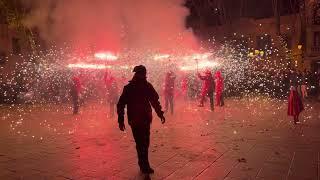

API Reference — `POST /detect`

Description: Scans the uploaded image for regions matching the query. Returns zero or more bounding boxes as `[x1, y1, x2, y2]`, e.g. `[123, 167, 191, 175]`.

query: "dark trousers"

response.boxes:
[165, 94, 174, 114]
[220, 93, 224, 106]
[131, 123, 151, 170]
[71, 92, 79, 114]
[200, 91, 214, 110]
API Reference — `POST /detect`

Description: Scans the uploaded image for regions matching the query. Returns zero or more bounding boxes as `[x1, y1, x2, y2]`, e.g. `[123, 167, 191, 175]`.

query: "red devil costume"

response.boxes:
[288, 86, 304, 124]
[104, 72, 119, 118]
[198, 70, 215, 111]
[215, 71, 224, 107]
[164, 71, 176, 114]
[70, 75, 82, 114]
[181, 76, 188, 99]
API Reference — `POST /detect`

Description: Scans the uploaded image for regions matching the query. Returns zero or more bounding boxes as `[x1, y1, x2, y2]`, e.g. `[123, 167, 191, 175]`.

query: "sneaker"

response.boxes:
[140, 167, 154, 174]
[146, 167, 154, 174]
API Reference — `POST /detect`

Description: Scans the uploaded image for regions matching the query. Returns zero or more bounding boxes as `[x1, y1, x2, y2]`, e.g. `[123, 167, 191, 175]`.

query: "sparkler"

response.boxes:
[180, 60, 218, 71]
[153, 54, 170, 61]
[94, 52, 118, 61]
[67, 63, 111, 69]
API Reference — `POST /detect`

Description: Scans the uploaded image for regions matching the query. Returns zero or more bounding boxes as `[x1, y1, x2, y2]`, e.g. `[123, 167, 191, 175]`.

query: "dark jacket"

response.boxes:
[117, 76, 163, 126]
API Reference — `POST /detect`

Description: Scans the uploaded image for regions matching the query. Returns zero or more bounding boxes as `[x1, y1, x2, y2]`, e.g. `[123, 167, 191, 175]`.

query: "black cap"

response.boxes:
[133, 65, 147, 75]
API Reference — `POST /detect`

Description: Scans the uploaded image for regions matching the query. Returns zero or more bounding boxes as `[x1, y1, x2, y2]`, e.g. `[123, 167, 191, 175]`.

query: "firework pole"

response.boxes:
[195, 58, 199, 73]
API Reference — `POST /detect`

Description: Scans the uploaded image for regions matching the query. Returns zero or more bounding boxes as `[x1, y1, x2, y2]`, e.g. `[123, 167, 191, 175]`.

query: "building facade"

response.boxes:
[0, 19, 29, 80]
[199, 13, 306, 71]
[306, 0, 320, 73]
[193, 0, 320, 73]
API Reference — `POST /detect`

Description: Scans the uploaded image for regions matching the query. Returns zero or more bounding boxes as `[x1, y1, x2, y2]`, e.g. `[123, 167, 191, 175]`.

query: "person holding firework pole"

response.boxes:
[70, 73, 82, 114]
[117, 65, 165, 174]
[215, 70, 224, 107]
[198, 69, 215, 111]
[104, 71, 119, 118]
[164, 71, 176, 115]
[288, 85, 304, 124]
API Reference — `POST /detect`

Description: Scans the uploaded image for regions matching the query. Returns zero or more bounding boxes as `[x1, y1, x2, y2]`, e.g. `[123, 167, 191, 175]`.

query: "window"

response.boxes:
[314, 31, 320, 47]
[0, 52, 6, 65]
[12, 38, 21, 55]
[256, 35, 271, 50]
[314, 5, 320, 25]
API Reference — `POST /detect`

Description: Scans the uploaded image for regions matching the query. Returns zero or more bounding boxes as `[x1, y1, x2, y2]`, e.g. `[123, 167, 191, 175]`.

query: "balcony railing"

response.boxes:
[311, 46, 320, 54]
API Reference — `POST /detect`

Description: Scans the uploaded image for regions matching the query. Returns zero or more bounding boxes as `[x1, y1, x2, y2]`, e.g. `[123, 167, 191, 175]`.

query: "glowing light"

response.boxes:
[120, 65, 130, 69]
[94, 52, 118, 61]
[154, 54, 170, 60]
[67, 63, 111, 69]
[183, 53, 213, 61]
[180, 61, 218, 71]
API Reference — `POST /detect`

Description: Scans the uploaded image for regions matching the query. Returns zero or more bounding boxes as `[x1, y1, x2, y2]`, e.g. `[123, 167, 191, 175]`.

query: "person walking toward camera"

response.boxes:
[117, 65, 165, 174]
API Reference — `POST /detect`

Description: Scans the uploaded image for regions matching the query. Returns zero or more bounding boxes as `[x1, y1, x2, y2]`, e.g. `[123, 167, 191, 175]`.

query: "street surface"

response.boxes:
[0, 98, 320, 180]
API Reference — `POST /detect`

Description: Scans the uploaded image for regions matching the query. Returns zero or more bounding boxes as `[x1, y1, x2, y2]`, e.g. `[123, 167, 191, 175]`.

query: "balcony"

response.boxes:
[309, 46, 320, 56]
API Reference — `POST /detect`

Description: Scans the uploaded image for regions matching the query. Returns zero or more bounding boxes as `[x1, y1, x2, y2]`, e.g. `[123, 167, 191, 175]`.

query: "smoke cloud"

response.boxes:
[22, 0, 198, 53]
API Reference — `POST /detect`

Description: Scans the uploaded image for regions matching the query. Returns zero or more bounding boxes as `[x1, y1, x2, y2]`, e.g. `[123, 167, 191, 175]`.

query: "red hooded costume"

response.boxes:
[287, 86, 304, 116]
[198, 70, 214, 96]
[104, 72, 119, 104]
[215, 71, 224, 106]
[72, 76, 82, 94]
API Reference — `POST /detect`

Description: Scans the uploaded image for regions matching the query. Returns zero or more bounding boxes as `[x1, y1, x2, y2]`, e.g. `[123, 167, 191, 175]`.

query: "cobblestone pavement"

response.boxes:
[0, 98, 320, 180]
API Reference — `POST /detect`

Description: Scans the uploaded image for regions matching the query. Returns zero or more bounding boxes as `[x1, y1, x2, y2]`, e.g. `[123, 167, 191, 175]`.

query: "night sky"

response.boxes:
[186, 0, 300, 28]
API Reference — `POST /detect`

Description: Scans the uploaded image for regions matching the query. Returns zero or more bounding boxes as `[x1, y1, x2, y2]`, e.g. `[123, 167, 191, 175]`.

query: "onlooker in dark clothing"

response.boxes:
[117, 65, 165, 174]
[164, 71, 176, 115]
[198, 70, 215, 111]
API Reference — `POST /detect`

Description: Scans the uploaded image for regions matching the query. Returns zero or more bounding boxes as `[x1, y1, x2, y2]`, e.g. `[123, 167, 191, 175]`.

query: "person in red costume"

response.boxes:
[180, 75, 188, 100]
[70, 74, 82, 114]
[214, 71, 224, 107]
[198, 70, 215, 111]
[104, 71, 119, 118]
[163, 71, 176, 115]
[288, 86, 304, 124]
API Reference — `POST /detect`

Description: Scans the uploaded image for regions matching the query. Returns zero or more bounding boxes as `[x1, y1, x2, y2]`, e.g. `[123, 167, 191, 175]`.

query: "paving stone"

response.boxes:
[0, 99, 318, 179]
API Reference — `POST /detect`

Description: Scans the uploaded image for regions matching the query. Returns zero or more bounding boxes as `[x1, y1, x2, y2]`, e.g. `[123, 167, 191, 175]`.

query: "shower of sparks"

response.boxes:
[0, 34, 317, 141]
